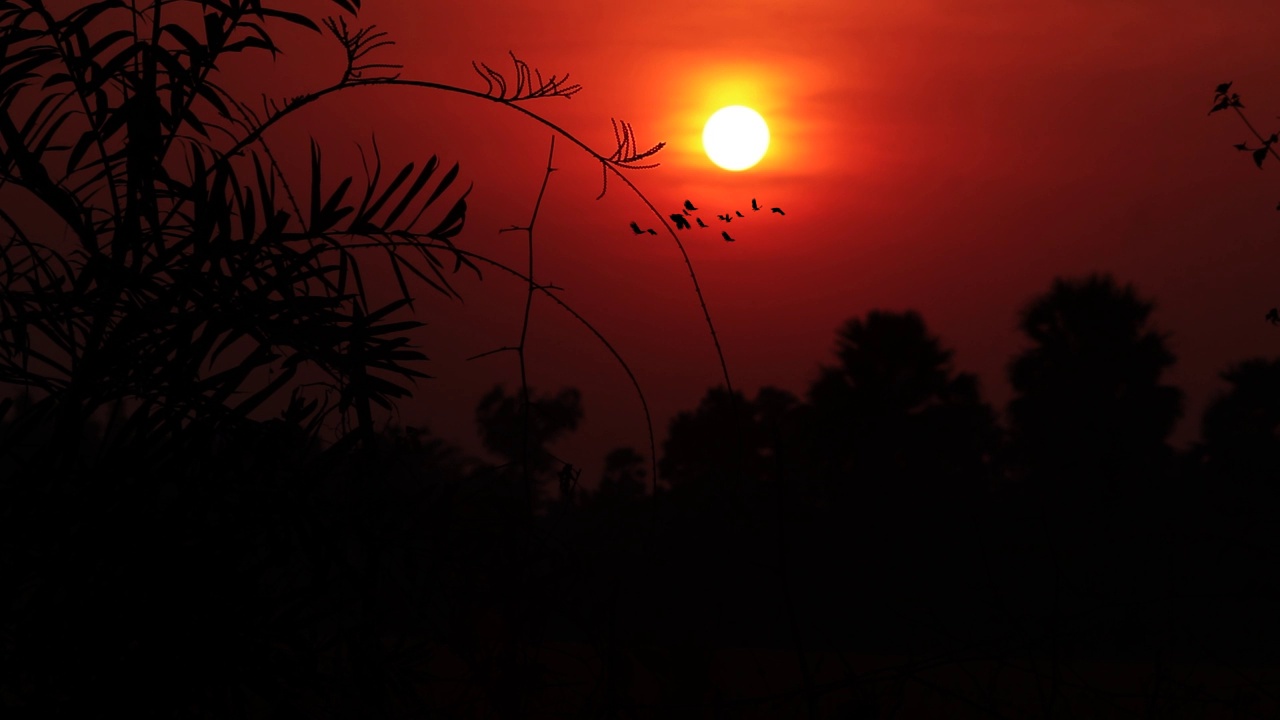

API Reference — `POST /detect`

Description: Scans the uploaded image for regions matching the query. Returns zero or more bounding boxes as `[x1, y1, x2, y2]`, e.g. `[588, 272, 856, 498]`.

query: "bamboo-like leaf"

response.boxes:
[382, 155, 437, 228]
[152, 44, 195, 95]
[211, 164, 233, 243]
[308, 139, 323, 230]
[361, 297, 413, 325]
[336, 247, 351, 297]
[209, 324, 251, 367]
[252, 152, 277, 222]
[223, 35, 281, 55]
[23, 95, 75, 159]
[351, 136, 384, 226]
[425, 192, 468, 241]
[382, 248, 452, 299]
[194, 80, 230, 117]
[162, 23, 203, 58]
[354, 161, 414, 229]
[421, 161, 459, 212]
[366, 317, 424, 337]
[202, 12, 225, 52]
[174, 98, 208, 137]
[85, 29, 134, 64]
[16, 88, 67, 141]
[257, 8, 322, 33]
[41, 72, 73, 90]
[0, 52, 56, 93]
[387, 250, 412, 305]
[84, 41, 143, 95]
[239, 187, 257, 243]
[317, 176, 354, 232]
[90, 92, 131, 145]
[232, 363, 299, 418]
[64, 0, 128, 34]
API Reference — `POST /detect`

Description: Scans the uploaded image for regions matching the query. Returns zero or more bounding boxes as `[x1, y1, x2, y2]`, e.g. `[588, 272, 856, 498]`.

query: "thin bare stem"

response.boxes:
[515, 136, 557, 516]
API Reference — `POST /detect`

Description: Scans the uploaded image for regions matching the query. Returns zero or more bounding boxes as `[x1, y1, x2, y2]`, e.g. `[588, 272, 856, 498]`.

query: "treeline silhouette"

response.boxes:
[6, 273, 1280, 717]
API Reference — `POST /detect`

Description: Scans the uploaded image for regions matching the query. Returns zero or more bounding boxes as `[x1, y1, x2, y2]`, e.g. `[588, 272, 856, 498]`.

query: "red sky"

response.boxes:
[235, 0, 1280, 477]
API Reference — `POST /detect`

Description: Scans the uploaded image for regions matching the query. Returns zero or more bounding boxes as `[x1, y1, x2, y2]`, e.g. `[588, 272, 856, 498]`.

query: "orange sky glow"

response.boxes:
[228, 0, 1280, 476]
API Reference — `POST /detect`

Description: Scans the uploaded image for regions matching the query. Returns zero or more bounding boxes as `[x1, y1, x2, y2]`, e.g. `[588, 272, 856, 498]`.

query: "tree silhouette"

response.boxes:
[659, 385, 799, 490]
[1006, 275, 1182, 494]
[802, 309, 999, 506]
[476, 383, 582, 473]
[1199, 357, 1280, 485]
[596, 445, 648, 504]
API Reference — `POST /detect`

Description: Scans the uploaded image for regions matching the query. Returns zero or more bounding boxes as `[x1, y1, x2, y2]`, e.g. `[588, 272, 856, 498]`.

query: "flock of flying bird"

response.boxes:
[631, 203, 1280, 326]
[629, 198, 785, 242]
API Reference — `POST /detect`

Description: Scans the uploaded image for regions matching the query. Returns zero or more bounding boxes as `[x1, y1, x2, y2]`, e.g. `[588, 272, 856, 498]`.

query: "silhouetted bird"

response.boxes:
[735, 210, 744, 218]
[718, 213, 732, 223]
[751, 198, 761, 211]
[771, 207, 785, 216]
[646, 228, 657, 235]
[696, 217, 708, 228]
[1268, 307, 1279, 325]
[684, 199, 698, 212]
[629, 221, 645, 235]
[722, 230, 735, 242]
[669, 213, 691, 230]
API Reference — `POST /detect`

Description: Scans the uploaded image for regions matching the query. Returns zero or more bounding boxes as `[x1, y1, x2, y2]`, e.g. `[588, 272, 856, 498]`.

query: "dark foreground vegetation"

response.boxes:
[6, 276, 1280, 718]
[4, 1, 1280, 717]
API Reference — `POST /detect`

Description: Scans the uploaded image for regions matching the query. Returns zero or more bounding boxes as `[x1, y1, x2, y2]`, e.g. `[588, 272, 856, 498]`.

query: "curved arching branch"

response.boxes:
[212, 72, 734, 398]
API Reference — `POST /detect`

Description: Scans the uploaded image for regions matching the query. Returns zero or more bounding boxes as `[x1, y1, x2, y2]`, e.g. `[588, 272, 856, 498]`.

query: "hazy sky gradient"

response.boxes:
[234, 0, 1280, 474]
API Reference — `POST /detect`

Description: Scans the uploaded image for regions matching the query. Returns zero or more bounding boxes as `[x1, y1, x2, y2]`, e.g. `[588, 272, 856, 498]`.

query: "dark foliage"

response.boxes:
[595, 445, 647, 504]
[659, 385, 798, 489]
[1199, 357, 1280, 484]
[1006, 274, 1183, 493]
[802, 309, 1000, 505]
[476, 383, 582, 471]
[0, 0, 475, 479]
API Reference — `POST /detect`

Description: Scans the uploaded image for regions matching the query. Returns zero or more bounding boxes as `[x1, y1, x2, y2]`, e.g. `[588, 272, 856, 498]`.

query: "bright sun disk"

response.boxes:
[703, 106, 769, 171]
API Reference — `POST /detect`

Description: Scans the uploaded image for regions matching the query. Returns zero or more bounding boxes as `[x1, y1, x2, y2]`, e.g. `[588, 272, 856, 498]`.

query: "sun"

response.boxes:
[702, 106, 770, 171]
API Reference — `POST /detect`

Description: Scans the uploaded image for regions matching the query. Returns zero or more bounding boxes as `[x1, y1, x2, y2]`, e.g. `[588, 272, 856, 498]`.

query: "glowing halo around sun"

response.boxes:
[702, 105, 770, 171]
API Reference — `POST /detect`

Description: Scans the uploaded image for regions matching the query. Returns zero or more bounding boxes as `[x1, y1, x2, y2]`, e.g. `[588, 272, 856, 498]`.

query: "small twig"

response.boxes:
[465, 346, 519, 362]
[471, 51, 582, 102]
[324, 16, 402, 85]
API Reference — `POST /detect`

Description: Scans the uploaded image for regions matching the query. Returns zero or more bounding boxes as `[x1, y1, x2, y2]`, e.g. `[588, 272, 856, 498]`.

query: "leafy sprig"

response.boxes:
[1211, 81, 1280, 183]
[471, 51, 582, 102]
